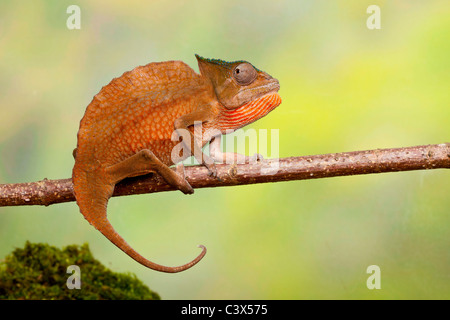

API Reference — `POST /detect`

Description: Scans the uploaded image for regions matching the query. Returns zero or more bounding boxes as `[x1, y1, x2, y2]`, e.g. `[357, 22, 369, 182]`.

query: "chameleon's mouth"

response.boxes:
[267, 78, 280, 93]
[219, 77, 280, 110]
[241, 78, 280, 98]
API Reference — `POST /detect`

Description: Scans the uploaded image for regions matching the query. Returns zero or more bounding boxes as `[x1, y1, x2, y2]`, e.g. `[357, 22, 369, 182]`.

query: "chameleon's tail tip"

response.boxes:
[196, 244, 207, 258]
[177, 244, 206, 273]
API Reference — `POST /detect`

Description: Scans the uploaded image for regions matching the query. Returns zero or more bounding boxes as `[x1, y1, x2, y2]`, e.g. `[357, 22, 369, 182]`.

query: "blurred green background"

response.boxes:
[0, 0, 449, 299]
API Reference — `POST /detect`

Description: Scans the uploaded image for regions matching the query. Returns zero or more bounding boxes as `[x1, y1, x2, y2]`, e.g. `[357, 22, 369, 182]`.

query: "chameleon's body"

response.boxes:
[72, 55, 281, 273]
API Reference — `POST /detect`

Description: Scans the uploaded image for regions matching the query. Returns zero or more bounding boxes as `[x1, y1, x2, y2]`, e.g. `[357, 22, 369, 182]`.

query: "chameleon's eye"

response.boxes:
[233, 63, 257, 86]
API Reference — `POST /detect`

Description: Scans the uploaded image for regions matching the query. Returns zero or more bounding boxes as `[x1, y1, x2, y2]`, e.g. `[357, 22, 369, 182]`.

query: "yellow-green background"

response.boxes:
[0, 0, 448, 299]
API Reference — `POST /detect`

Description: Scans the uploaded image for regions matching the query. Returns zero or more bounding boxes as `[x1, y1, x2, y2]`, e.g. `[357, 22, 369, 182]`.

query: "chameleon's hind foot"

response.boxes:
[106, 149, 194, 194]
[175, 163, 194, 194]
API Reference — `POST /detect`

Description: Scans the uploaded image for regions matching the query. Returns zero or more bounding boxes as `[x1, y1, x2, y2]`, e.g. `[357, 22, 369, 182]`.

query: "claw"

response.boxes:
[205, 161, 217, 176]
[180, 183, 194, 195]
[205, 162, 224, 182]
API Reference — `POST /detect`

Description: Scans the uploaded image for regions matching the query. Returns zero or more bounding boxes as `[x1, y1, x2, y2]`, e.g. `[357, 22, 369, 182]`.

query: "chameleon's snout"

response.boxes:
[262, 72, 280, 92]
[267, 77, 280, 93]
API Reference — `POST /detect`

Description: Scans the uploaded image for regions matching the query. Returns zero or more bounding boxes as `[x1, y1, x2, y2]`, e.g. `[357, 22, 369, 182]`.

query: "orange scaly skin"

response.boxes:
[72, 55, 281, 273]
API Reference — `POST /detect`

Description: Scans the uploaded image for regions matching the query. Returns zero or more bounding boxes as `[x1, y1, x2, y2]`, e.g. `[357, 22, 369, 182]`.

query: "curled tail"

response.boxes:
[72, 168, 206, 273]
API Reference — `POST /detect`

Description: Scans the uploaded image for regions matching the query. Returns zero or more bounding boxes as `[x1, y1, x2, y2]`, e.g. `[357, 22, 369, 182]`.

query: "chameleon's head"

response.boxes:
[196, 54, 280, 110]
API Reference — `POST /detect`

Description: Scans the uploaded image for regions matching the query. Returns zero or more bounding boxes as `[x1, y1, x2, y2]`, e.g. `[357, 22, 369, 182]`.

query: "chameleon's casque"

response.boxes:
[72, 55, 281, 273]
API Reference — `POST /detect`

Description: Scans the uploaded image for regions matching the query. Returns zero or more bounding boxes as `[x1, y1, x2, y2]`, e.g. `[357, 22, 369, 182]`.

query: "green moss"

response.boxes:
[0, 241, 160, 300]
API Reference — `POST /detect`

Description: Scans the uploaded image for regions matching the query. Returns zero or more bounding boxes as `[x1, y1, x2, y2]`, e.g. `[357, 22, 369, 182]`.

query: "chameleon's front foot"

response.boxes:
[206, 162, 218, 178]
[204, 161, 226, 183]
[201, 154, 219, 179]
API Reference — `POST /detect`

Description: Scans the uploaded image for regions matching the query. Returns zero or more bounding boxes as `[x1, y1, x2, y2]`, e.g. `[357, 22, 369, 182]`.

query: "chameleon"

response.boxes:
[72, 54, 282, 273]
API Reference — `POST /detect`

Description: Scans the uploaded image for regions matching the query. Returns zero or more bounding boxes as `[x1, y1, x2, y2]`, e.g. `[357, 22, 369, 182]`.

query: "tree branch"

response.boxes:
[1, 143, 449, 207]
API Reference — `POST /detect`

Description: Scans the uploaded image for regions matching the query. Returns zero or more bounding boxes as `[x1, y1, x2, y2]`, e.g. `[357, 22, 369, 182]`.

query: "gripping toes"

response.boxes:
[175, 164, 194, 194]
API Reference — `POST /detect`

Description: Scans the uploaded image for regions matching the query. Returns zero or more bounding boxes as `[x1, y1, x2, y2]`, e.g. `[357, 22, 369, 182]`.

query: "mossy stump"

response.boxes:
[0, 241, 160, 300]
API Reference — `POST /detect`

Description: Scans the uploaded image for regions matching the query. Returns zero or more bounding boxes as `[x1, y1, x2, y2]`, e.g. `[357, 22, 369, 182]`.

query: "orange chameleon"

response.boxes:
[72, 54, 281, 273]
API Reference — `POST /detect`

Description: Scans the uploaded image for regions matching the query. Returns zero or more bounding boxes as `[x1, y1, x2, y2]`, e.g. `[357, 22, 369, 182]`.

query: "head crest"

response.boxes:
[195, 54, 261, 72]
